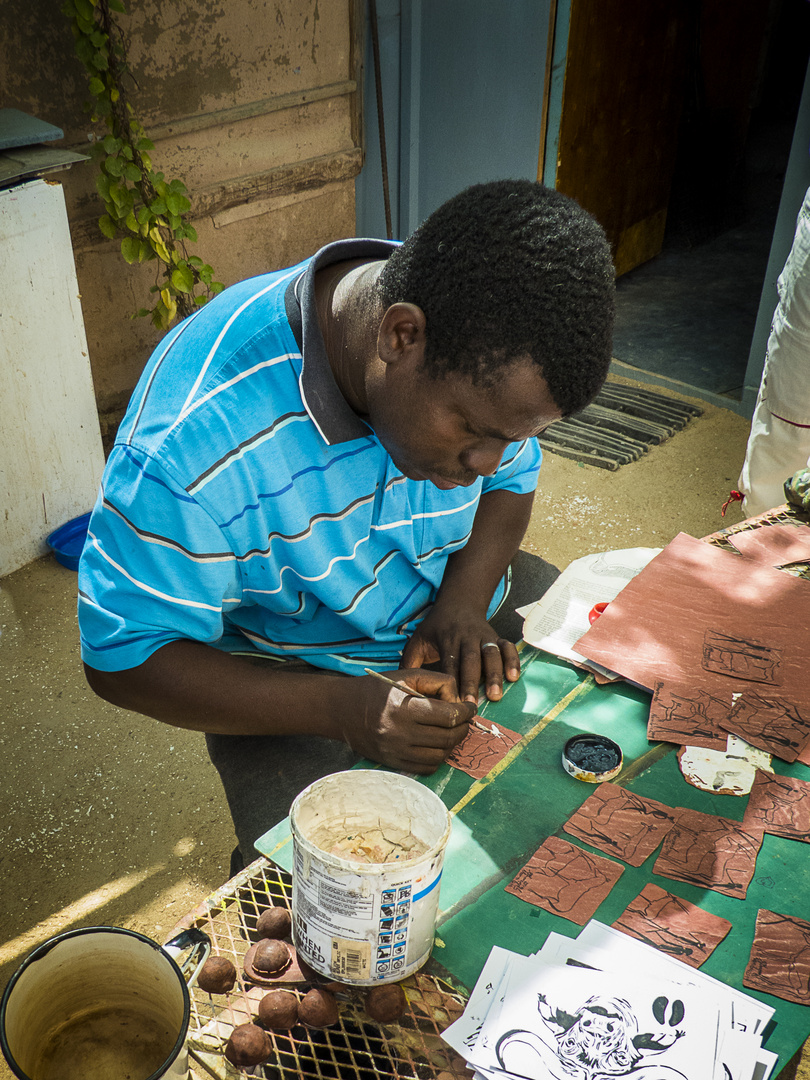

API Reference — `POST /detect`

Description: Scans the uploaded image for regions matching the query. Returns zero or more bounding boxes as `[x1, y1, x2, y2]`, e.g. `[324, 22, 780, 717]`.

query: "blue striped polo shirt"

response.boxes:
[78, 239, 543, 675]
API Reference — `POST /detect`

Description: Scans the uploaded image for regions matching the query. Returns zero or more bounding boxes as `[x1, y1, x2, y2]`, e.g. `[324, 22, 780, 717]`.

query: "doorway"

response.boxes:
[548, 0, 810, 407]
[355, 0, 810, 412]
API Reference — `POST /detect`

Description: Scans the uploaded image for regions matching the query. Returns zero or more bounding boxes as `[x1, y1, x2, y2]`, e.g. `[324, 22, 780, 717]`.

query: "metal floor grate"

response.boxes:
[539, 381, 703, 470]
[167, 859, 471, 1079]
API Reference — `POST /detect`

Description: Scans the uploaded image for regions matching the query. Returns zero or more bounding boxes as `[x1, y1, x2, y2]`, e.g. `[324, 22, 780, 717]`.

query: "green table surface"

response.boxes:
[256, 647, 810, 1073]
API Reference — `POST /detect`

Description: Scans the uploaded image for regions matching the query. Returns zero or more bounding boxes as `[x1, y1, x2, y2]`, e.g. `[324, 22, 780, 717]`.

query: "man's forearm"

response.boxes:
[435, 488, 534, 614]
[84, 639, 347, 738]
[84, 638, 476, 775]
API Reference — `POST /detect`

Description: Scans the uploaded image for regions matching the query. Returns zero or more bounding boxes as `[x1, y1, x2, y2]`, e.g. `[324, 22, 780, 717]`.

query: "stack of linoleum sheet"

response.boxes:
[574, 525, 810, 763]
[442, 921, 777, 1080]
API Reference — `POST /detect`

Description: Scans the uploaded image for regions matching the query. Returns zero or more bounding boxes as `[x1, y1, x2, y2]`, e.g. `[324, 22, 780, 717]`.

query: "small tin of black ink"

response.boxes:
[562, 734, 623, 783]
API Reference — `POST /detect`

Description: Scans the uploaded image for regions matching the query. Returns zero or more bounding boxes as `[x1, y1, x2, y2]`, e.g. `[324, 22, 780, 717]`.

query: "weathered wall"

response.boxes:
[3, 0, 363, 440]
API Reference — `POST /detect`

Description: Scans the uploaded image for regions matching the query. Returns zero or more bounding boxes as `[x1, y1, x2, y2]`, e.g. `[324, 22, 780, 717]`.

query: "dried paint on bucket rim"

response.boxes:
[289, 771, 451, 986]
[562, 734, 623, 783]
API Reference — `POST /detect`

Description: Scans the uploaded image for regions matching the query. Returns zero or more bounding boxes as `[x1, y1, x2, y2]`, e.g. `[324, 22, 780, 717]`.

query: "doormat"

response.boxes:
[538, 381, 703, 471]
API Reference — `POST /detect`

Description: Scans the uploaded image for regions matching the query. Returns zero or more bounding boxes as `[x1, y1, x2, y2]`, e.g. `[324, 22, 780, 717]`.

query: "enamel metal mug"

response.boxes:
[0, 925, 210, 1080]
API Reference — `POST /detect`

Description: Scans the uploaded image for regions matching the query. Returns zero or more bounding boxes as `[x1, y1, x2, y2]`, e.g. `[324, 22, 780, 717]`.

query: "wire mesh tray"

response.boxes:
[167, 858, 472, 1080]
[705, 502, 810, 577]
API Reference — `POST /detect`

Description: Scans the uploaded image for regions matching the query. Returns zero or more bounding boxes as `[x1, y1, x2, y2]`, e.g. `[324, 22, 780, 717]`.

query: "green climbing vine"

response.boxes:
[63, 0, 223, 329]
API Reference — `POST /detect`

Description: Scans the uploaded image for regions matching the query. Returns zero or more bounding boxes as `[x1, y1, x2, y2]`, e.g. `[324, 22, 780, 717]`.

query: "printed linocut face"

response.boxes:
[742, 769, 810, 840]
[446, 722, 522, 780]
[505, 835, 624, 925]
[562, 782, 676, 866]
[652, 807, 763, 899]
[479, 956, 719, 1080]
[613, 882, 732, 968]
[647, 682, 729, 750]
[719, 692, 810, 763]
[744, 909, 810, 1005]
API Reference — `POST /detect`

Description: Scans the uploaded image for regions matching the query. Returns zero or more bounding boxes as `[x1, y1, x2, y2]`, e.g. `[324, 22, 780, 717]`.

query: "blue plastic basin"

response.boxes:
[46, 512, 91, 571]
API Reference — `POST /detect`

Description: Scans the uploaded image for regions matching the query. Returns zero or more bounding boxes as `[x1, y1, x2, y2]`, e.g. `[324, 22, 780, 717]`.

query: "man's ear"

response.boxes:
[377, 302, 427, 365]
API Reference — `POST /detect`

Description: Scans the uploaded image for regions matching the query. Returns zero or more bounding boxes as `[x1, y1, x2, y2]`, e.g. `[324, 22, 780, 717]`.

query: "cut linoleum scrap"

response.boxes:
[744, 910, 810, 1006]
[722, 691, 809, 763]
[648, 683, 730, 749]
[742, 770, 810, 841]
[573, 531, 810, 696]
[612, 882, 732, 968]
[652, 807, 763, 899]
[504, 835, 624, 925]
[727, 521, 810, 569]
[561, 782, 676, 866]
[538, 381, 702, 470]
[445, 721, 522, 780]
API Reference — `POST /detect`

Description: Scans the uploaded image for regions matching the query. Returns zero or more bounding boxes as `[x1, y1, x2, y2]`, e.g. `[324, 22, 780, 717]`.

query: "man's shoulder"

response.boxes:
[117, 268, 307, 462]
[174, 264, 303, 360]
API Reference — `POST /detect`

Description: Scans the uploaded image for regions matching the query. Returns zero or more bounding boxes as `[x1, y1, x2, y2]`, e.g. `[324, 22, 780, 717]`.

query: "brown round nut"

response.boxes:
[224, 1023, 272, 1066]
[298, 987, 338, 1027]
[253, 938, 290, 975]
[365, 983, 406, 1023]
[256, 906, 292, 940]
[197, 956, 237, 994]
[258, 989, 299, 1029]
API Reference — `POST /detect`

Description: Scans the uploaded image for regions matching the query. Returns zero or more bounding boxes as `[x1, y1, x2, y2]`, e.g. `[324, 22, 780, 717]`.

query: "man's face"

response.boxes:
[365, 347, 563, 488]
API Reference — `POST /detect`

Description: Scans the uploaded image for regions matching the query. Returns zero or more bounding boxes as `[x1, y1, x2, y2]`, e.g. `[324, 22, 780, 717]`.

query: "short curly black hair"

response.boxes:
[377, 179, 615, 417]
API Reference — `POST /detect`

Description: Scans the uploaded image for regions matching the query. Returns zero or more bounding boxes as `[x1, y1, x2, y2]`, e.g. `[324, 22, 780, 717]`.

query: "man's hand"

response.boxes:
[400, 603, 520, 704]
[400, 488, 532, 704]
[334, 668, 475, 773]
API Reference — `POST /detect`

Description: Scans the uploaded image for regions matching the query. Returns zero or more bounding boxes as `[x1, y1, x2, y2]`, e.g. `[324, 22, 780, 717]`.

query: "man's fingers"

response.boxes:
[400, 637, 440, 671]
[393, 728, 470, 772]
[478, 638, 509, 701]
[457, 640, 484, 703]
[500, 640, 521, 682]
[476, 637, 521, 701]
[396, 668, 465, 706]
[406, 694, 476, 734]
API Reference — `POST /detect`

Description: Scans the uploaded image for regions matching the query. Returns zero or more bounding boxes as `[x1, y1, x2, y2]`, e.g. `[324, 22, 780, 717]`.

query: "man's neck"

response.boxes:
[314, 259, 384, 417]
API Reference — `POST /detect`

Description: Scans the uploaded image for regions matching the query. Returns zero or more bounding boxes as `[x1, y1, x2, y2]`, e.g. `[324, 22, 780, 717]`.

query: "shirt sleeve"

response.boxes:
[78, 443, 243, 671]
[481, 437, 543, 496]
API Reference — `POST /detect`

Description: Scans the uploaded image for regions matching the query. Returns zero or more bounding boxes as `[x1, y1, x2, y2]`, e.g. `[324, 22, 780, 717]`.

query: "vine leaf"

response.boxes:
[63, 0, 223, 329]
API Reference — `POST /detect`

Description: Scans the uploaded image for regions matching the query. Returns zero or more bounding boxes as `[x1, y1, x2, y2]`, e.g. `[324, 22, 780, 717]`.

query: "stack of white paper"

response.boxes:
[519, 548, 660, 677]
[442, 921, 776, 1080]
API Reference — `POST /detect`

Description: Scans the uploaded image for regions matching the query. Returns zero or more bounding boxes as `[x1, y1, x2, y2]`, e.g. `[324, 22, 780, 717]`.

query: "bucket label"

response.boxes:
[293, 846, 430, 979]
[375, 883, 412, 974]
[331, 937, 371, 980]
[319, 879, 374, 920]
[295, 856, 376, 923]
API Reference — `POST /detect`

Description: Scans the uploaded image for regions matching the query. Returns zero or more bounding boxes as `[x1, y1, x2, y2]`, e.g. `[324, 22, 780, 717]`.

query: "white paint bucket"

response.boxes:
[290, 770, 451, 985]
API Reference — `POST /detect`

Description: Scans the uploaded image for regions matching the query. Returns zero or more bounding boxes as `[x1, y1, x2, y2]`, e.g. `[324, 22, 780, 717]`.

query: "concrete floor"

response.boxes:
[612, 106, 791, 404]
[612, 221, 772, 399]
[1, 373, 808, 1078]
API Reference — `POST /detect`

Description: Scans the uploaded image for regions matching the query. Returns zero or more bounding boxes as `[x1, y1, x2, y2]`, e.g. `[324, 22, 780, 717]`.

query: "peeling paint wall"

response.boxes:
[2, 0, 363, 439]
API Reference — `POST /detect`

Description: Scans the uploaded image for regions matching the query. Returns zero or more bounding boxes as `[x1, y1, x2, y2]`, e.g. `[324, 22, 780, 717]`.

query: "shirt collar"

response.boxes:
[285, 237, 399, 445]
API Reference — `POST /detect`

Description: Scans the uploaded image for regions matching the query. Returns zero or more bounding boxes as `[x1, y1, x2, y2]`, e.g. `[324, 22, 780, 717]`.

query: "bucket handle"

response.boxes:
[162, 928, 211, 988]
